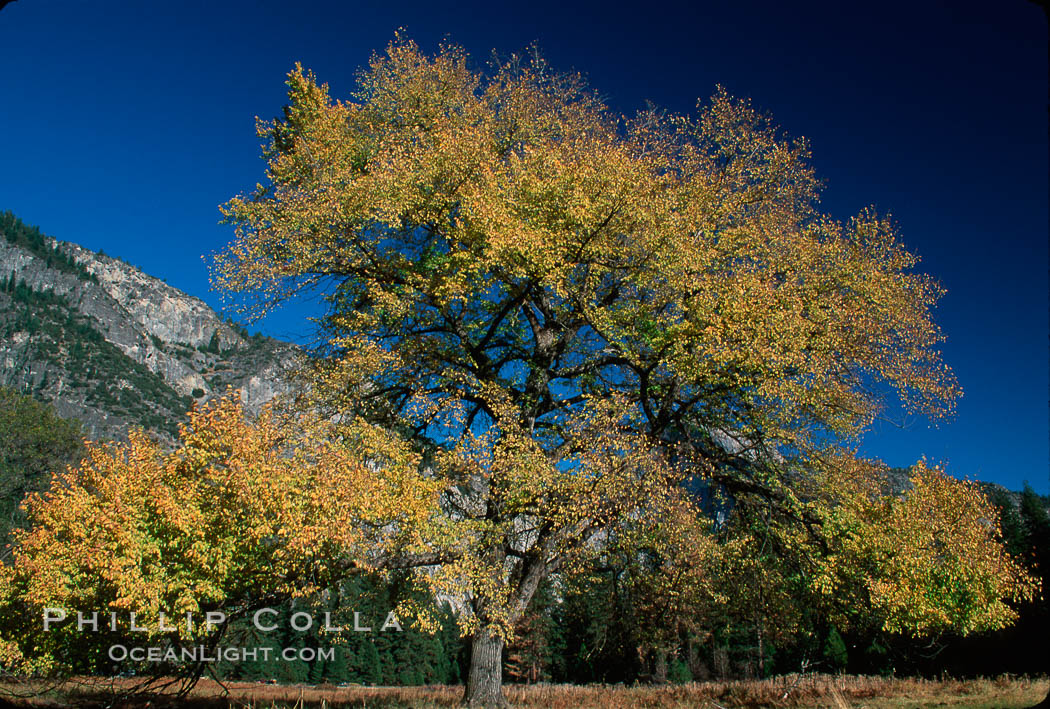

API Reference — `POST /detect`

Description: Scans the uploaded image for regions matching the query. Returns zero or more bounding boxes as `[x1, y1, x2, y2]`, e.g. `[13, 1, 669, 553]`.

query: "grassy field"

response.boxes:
[3, 675, 1047, 708]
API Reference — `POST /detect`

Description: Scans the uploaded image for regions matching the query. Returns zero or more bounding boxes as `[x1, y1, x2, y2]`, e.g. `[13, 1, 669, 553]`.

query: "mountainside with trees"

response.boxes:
[0, 211, 296, 442]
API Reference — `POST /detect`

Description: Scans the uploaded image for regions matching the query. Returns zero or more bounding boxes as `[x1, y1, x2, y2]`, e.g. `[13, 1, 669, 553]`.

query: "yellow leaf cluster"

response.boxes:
[807, 456, 1039, 636]
[0, 393, 441, 672]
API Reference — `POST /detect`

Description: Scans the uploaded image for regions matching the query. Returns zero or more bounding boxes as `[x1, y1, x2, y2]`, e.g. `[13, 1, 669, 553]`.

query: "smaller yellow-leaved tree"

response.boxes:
[0, 394, 442, 684]
[807, 457, 1039, 637]
[557, 456, 1039, 682]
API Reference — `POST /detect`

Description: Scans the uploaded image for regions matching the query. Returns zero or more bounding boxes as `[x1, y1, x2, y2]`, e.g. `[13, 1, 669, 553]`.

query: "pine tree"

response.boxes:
[355, 641, 382, 685]
[822, 627, 848, 672]
[325, 643, 350, 684]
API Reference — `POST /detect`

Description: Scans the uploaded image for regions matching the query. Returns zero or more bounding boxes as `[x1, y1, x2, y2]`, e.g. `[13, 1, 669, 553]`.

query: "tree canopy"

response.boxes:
[209, 37, 1034, 706]
[0, 387, 85, 550]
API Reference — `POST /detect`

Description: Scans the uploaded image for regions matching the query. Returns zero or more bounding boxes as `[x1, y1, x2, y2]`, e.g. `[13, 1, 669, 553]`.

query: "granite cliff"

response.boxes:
[0, 211, 297, 442]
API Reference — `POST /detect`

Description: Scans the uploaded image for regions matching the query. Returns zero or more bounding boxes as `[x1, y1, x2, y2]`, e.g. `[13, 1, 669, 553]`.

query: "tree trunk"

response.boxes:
[756, 622, 765, 677]
[464, 625, 508, 708]
[653, 647, 669, 684]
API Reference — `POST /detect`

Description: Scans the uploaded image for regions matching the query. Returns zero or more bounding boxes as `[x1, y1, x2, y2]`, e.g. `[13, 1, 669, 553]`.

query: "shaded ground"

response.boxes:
[2, 675, 1047, 708]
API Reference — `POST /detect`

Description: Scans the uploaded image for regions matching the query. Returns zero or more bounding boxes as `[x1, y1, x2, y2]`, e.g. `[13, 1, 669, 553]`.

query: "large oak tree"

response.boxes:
[212, 38, 1032, 706]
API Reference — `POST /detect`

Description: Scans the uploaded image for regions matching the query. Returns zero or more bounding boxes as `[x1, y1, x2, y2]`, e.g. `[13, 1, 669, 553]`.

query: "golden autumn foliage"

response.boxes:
[214, 39, 958, 448]
[206, 37, 1025, 704]
[806, 457, 1038, 636]
[0, 394, 441, 675]
[602, 501, 729, 656]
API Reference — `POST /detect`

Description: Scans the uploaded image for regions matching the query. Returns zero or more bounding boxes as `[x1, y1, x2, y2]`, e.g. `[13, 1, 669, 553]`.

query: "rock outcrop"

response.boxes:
[0, 212, 297, 443]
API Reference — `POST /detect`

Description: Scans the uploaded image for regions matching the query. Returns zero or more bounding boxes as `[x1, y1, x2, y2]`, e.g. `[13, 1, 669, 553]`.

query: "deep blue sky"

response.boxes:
[1, 1, 1046, 492]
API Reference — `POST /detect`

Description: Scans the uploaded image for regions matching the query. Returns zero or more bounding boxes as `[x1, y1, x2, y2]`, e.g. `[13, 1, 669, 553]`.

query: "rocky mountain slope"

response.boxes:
[0, 211, 297, 442]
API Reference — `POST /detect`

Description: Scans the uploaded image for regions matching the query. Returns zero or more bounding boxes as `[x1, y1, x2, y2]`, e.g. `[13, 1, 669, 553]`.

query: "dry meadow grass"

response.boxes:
[2, 674, 1047, 708]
